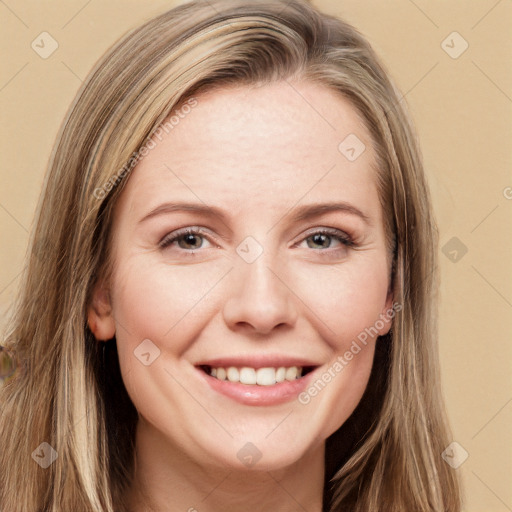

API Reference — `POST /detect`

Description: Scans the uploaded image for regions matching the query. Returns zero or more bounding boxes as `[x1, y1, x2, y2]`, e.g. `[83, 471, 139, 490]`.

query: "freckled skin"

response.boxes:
[90, 81, 393, 511]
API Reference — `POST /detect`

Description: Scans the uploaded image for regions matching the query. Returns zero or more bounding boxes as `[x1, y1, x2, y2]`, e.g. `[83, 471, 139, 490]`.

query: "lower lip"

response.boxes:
[197, 368, 316, 406]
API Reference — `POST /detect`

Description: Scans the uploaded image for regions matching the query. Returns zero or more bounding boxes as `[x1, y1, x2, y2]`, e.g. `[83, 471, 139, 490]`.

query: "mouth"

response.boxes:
[198, 365, 316, 386]
[195, 359, 319, 406]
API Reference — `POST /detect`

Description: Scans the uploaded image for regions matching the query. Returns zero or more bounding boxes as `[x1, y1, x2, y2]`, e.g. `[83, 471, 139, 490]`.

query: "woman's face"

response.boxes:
[92, 81, 393, 471]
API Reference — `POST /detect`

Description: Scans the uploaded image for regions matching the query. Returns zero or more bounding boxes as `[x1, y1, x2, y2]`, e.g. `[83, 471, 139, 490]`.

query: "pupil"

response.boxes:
[183, 234, 200, 248]
[311, 234, 329, 248]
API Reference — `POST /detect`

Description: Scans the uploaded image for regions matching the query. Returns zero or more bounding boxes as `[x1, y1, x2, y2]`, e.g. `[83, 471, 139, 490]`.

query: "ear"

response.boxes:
[377, 288, 395, 336]
[87, 281, 115, 341]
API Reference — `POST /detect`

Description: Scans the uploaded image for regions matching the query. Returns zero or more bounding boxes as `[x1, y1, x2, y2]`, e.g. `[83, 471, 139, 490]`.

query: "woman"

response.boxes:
[0, 0, 461, 510]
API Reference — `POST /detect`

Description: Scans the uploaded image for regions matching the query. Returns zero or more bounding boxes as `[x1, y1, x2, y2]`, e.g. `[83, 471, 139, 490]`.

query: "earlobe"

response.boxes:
[87, 283, 116, 341]
[378, 291, 395, 336]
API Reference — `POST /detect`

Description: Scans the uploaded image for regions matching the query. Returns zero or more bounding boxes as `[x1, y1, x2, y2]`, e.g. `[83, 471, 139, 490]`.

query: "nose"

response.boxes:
[222, 256, 298, 336]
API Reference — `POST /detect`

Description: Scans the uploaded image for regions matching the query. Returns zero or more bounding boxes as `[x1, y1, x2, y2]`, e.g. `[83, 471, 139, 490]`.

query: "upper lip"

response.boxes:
[195, 355, 322, 369]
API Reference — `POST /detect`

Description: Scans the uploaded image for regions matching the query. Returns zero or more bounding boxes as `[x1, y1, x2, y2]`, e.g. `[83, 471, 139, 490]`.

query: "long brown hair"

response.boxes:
[0, 1, 461, 510]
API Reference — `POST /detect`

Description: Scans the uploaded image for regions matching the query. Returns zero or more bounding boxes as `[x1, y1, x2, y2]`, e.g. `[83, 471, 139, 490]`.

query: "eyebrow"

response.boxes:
[138, 201, 371, 226]
[139, 202, 228, 224]
[287, 202, 371, 225]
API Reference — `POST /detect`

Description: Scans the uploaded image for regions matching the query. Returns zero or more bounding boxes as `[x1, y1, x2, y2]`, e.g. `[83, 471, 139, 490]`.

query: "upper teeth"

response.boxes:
[210, 366, 302, 386]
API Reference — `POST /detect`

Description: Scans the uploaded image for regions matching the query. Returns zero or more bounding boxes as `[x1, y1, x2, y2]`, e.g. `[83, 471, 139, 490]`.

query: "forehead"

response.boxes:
[115, 80, 381, 222]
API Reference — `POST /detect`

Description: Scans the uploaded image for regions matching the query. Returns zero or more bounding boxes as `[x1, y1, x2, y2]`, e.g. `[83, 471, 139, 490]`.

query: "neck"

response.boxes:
[128, 418, 325, 512]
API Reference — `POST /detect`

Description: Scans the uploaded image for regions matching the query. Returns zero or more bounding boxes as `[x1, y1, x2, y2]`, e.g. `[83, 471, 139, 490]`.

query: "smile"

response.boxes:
[201, 365, 311, 386]
[196, 361, 318, 406]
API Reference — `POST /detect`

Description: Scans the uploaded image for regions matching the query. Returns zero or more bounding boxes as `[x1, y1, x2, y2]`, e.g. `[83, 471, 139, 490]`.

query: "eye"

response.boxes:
[159, 227, 213, 251]
[299, 228, 355, 251]
[158, 226, 355, 255]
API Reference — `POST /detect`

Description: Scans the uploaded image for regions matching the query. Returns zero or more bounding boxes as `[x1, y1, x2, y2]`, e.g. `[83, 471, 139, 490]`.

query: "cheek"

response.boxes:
[108, 259, 232, 431]
[290, 259, 390, 349]
[291, 261, 388, 435]
[109, 256, 233, 361]
[319, 343, 376, 439]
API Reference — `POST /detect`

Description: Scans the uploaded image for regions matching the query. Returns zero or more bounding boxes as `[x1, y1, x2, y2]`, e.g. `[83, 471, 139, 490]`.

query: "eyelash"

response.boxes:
[158, 226, 356, 255]
[159, 227, 213, 251]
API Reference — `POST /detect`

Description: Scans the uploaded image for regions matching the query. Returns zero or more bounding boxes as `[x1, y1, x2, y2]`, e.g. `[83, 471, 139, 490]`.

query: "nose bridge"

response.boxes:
[247, 256, 282, 303]
[222, 247, 297, 334]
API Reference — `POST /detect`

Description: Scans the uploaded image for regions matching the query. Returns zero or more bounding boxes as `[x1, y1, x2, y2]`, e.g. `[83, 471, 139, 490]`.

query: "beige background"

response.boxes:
[1, 1, 511, 510]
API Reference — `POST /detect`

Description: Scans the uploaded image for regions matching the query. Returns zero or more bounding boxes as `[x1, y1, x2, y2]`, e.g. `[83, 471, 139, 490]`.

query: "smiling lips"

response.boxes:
[204, 365, 304, 386]
[196, 356, 319, 405]
[197, 362, 317, 406]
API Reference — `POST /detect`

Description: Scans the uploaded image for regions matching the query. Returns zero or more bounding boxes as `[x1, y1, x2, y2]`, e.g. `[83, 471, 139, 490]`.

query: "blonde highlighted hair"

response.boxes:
[0, 0, 461, 510]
